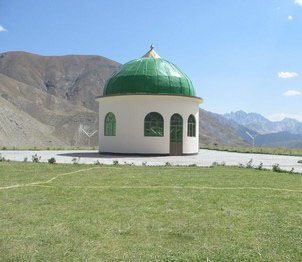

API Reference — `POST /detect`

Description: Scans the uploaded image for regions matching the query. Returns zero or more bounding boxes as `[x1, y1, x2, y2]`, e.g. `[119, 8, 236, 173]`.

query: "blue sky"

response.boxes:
[1, 0, 302, 121]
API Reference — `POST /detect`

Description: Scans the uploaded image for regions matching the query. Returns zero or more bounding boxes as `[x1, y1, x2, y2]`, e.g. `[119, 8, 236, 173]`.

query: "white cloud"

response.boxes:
[288, 15, 294, 20]
[283, 89, 301, 96]
[0, 25, 7, 32]
[278, 72, 298, 78]
[295, 0, 302, 6]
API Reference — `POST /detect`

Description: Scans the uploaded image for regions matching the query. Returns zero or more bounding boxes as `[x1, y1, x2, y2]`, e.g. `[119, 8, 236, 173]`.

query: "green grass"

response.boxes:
[201, 144, 302, 157]
[1, 163, 301, 261]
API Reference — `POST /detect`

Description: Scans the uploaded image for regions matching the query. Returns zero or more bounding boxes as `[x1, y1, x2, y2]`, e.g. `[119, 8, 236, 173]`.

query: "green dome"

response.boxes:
[103, 48, 196, 97]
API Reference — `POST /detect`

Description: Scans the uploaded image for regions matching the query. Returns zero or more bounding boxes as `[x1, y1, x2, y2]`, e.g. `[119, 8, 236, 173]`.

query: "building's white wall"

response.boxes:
[97, 95, 201, 154]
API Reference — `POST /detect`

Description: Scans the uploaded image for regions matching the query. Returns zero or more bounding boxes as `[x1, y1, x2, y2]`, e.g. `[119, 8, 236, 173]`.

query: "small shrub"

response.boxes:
[113, 160, 119, 165]
[290, 168, 295, 173]
[246, 159, 253, 168]
[142, 162, 147, 166]
[165, 162, 172, 166]
[257, 162, 263, 170]
[2, 146, 6, 150]
[211, 162, 227, 167]
[0, 153, 5, 162]
[72, 157, 79, 164]
[298, 160, 302, 164]
[23, 157, 28, 162]
[238, 163, 244, 168]
[188, 163, 197, 167]
[272, 163, 281, 173]
[95, 160, 101, 165]
[32, 154, 41, 163]
[48, 157, 56, 164]
[211, 162, 219, 167]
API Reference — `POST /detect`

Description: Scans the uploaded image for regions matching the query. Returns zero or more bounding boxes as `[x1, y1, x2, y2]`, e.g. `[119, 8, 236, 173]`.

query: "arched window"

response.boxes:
[187, 114, 196, 137]
[144, 112, 164, 137]
[170, 114, 183, 142]
[104, 112, 116, 136]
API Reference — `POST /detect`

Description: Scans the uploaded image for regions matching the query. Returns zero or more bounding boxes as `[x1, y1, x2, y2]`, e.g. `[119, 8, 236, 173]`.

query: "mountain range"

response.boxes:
[0, 51, 301, 149]
[223, 111, 302, 148]
[224, 111, 302, 135]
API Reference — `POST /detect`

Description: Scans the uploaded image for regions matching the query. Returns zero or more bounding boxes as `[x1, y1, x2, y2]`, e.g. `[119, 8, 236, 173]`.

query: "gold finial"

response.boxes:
[142, 44, 160, 58]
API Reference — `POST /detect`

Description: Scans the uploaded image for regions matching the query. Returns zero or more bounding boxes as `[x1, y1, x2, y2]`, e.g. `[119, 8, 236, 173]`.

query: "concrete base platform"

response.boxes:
[0, 149, 301, 173]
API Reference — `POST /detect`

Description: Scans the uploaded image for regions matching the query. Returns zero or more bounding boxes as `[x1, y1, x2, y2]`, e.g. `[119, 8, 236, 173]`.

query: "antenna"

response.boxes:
[81, 127, 98, 148]
[245, 131, 258, 147]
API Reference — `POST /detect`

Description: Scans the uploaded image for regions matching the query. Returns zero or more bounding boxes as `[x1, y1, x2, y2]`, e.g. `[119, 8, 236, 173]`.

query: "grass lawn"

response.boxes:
[0, 162, 301, 261]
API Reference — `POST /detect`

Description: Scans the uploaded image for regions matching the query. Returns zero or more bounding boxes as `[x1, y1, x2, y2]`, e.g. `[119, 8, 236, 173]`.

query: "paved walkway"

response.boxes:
[1, 149, 302, 173]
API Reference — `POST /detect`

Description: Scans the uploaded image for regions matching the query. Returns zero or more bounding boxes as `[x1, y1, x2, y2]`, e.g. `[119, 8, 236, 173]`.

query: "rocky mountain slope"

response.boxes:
[0, 95, 65, 147]
[0, 51, 248, 148]
[199, 110, 249, 146]
[0, 51, 120, 111]
[255, 131, 302, 148]
[0, 52, 120, 147]
[224, 111, 302, 135]
[223, 110, 302, 149]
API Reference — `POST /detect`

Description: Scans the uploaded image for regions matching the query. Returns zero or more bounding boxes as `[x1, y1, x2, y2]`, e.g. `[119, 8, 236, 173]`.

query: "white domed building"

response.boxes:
[96, 46, 202, 155]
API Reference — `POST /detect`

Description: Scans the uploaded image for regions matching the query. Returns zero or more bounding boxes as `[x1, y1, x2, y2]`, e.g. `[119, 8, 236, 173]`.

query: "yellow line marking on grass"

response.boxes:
[0, 166, 122, 190]
[25, 184, 302, 193]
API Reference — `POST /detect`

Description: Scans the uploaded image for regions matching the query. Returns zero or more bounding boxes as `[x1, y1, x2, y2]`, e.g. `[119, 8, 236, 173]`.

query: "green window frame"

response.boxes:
[144, 112, 164, 137]
[170, 114, 183, 142]
[187, 114, 196, 137]
[104, 112, 116, 136]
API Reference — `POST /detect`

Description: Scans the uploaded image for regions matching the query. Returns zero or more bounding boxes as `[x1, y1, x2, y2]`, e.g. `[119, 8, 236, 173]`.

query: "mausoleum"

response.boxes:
[96, 46, 202, 155]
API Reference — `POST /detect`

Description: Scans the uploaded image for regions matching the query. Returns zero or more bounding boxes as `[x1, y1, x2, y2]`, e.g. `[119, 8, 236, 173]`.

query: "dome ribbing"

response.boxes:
[103, 46, 196, 97]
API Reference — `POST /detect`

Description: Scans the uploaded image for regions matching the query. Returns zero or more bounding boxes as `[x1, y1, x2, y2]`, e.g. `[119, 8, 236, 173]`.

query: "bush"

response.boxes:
[113, 160, 119, 165]
[211, 162, 226, 167]
[165, 162, 172, 166]
[298, 160, 302, 164]
[23, 157, 28, 162]
[272, 164, 281, 173]
[48, 157, 56, 164]
[257, 162, 263, 170]
[246, 159, 253, 168]
[211, 162, 219, 167]
[0, 153, 5, 162]
[32, 154, 41, 163]
[72, 157, 79, 164]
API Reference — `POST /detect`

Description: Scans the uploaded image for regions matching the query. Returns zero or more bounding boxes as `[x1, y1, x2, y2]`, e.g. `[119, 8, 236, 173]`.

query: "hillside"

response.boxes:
[199, 110, 249, 146]
[0, 52, 121, 147]
[0, 51, 247, 148]
[0, 51, 120, 111]
[255, 131, 302, 148]
[224, 111, 302, 135]
[224, 110, 302, 149]
[0, 96, 65, 147]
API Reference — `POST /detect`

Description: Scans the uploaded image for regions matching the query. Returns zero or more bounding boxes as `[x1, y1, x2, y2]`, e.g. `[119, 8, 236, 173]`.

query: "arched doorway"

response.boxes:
[170, 114, 183, 155]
